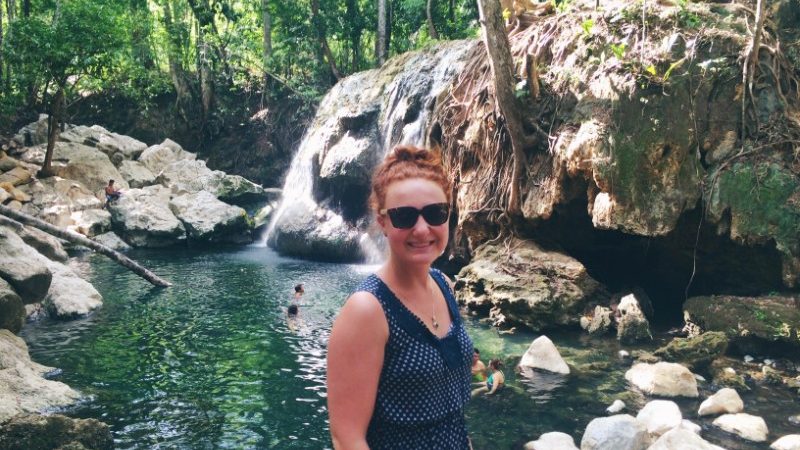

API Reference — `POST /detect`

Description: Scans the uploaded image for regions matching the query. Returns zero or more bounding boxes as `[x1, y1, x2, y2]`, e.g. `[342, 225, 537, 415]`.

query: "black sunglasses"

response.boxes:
[380, 202, 450, 229]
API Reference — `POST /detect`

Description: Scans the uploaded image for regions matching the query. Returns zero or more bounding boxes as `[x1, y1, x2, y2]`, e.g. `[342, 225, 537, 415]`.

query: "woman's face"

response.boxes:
[378, 178, 449, 267]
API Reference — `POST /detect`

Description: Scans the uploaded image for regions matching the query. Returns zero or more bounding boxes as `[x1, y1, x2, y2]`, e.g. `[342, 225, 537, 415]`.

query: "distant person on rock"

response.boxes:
[327, 145, 473, 449]
[472, 358, 504, 397]
[104, 179, 121, 206]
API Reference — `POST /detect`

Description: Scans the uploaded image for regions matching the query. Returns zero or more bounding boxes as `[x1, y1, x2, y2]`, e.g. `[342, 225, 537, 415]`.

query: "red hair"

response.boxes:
[369, 145, 452, 212]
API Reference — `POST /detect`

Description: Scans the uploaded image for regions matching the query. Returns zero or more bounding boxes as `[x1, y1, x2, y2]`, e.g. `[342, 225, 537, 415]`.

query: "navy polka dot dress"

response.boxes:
[355, 269, 473, 449]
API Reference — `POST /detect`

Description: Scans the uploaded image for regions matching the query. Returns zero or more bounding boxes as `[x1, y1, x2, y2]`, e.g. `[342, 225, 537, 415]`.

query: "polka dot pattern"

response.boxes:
[357, 269, 473, 449]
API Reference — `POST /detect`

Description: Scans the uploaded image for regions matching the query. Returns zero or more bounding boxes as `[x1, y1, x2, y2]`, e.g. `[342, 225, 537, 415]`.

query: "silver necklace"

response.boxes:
[429, 279, 439, 330]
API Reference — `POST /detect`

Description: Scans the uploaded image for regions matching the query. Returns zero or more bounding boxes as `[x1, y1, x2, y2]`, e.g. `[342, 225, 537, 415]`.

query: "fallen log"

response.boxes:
[0, 205, 171, 287]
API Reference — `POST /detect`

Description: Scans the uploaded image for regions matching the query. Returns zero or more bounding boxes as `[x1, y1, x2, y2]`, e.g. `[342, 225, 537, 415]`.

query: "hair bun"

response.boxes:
[392, 146, 430, 162]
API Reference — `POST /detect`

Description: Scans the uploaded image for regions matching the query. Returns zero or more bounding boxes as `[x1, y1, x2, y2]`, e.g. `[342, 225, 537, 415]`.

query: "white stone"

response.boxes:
[764, 359, 774, 366]
[43, 258, 103, 318]
[168, 191, 251, 243]
[118, 160, 156, 188]
[636, 400, 682, 436]
[617, 294, 652, 343]
[519, 335, 570, 375]
[744, 355, 754, 363]
[68, 208, 111, 237]
[580, 414, 651, 450]
[648, 428, 726, 450]
[698, 388, 744, 416]
[713, 413, 769, 442]
[524, 431, 579, 450]
[771, 435, 800, 450]
[138, 140, 196, 175]
[625, 362, 698, 398]
[606, 399, 626, 414]
[694, 374, 706, 382]
[107, 185, 186, 247]
[619, 350, 630, 359]
[678, 420, 701, 435]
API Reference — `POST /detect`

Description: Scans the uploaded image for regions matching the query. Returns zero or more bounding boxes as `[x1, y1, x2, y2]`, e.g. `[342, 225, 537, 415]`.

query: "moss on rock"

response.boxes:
[653, 331, 729, 370]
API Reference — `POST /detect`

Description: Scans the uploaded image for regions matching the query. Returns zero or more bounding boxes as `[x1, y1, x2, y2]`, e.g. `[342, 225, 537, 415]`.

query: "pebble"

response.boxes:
[765, 359, 774, 367]
[789, 415, 800, 426]
[744, 355, 754, 363]
[606, 399, 626, 414]
[619, 350, 630, 359]
[723, 367, 737, 375]
[694, 374, 706, 382]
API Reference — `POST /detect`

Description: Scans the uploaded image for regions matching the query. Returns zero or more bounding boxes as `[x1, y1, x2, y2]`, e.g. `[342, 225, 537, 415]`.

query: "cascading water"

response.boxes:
[262, 40, 477, 263]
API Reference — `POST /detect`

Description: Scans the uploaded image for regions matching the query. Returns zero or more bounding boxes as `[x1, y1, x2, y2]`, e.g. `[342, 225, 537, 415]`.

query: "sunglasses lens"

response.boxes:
[421, 203, 449, 226]
[388, 207, 419, 229]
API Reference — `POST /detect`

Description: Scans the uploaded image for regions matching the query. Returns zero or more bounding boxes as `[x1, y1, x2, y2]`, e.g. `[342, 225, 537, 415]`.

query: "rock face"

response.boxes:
[712, 413, 769, 442]
[108, 185, 186, 247]
[580, 414, 651, 450]
[19, 142, 129, 193]
[138, 139, 197, 175]
[0, 226, 52, 304]
[518, 335, 570, 375]
[17, 225, 68, 262]
[524, 431, 579, 450]
[0, 330, 81, 422]
[616, 294, 652, 343]
[20, 177, 103, 228]
[648, 428, 725, 450]
[457, 238, 605, 330]
[169, 191, 251, 243]
[624, 362, 698, 398]
[59, 124, 147, 162]
[118, 159, 155, 188]
[0, 413, 113, 450]
[654, 332, 729, 371]
[0, 279, 25, 333]
[156, 159, 266, 204]
[684, 295, 800, 352]
[43, 258, 103, 319]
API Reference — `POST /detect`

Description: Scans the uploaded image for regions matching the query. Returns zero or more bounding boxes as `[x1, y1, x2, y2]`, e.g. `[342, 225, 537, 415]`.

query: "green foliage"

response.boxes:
[581, 19, 594, 39]
[610, 42, 627, 60]
[675, 0, 701, 28]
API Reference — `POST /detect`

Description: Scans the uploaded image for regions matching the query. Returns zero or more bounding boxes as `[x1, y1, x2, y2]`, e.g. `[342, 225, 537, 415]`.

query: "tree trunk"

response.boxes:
[162, 0, 195, 123]
[311, 0, 342, 80]
[1, 1, 4, 90]
[0, 206, 172, 287]
[742, 0, 766, 140]
[376, 0, 387, 65]
[197, 28, 215, 124]
[448, 0, 454, 21]
[345, 0, 362, 72]
[22, 0, 28, 16]
[5, 0, 14, 19]
[40, 87, 64, 178]
[426, 0, 439, 40]
[262, 0, 271, 88]
[477, 0, 529, 215]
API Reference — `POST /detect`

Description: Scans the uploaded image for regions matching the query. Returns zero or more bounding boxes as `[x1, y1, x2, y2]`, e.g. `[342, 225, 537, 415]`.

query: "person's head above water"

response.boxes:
[368, 145, 452, 214]
[294, 284, 304, 294]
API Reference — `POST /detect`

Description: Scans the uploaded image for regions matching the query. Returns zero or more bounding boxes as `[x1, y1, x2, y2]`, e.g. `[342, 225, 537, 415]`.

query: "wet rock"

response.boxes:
[684, 294, 800, 352]
[580, 414, 651, 450]
[268, 201, 364, 262]
[523, 431, 578, 450]
[518, 335, 570, 375]
[617, 294, 652, 343]
[24, 303, 47, 322]
[712, 413, 769, 442]
[648, 428, 725, 450]
[138, 139, 196, 175]
[0, 279, 25, 333]
[169, 191, 251, 244]
[457, 237, 605, 331]
[92, 232, 131, 251]
[698, 387, 744, 416]
[108, 185, 186, 247]
[43, 258, 103, 319]
[636, 400, 682, 437]
[625, 362, 698, 398]
[653, 331, 728, 371]
[0, 226, 52, 304]
[606, 399, 625, 414]
[710, 360, 750, 391]
[118, 160, 156, 188]
[772, 435, 800, 450]
[0, 330, 80, 422]
[0, 413, 113, 450]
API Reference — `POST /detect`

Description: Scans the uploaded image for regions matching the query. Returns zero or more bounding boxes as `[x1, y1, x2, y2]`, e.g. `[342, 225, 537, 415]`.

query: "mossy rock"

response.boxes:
[0, 414, 113, 450]
[709, 359, 750, 391]
[653, 331, 729, 370]
[684, 295, 800, 351]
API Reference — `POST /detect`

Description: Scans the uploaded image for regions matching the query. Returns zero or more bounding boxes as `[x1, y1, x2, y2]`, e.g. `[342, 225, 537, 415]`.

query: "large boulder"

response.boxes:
[0, 414, 113, 450]
[0, 226, 52, 304]
[91, 231, 131, 251]
[653, 331, 729, 371]
[156, 159, 267, 204]
[19, 142, 128, 193]
[0, 330, 81, 422]
[524, 431, 579, 450]
[11, 114, 51, 146]
[16, 225, 68, 262]
[108, 185, 186, 247]
[59, 124, 147, 162]
[457, 238, 606, 330]
[20, 177, 103, 228]
[43, 259, 103, 319]
[118, 159, 156, 188]
[0, 279, 25, 334]
[68, 208, 112, 237]
[138, 139, 196, 175]
[169, 191, 251, 243]
[624, 362, 698, 398]
[698, 388, 744, 417]
[617, 294, 652, 343]
[648, 428, 726, 450]
[684, 295, 800, 352]
[0, 166, 33, 187]
[580, 414, 651, 450]
[636, 400, 682, 437]
[518, 335, 570, 375]
[712, 413, 769, 442]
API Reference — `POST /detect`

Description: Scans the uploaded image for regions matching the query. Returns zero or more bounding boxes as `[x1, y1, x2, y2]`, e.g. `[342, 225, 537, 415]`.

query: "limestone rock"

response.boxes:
[523, 431, 579, 450]
[20, 177, 103, 228]
[12, 114, 50, 146]
[138, 140, 196, 175]
[169, 191, 251, 243]
[625, 362, 698, 398]
[580, 414, 651, 450]
[678, 420, 701, 435]
[0, 166, 33, 186]
[68, 208, 111, 237]
[457, 238, 606, 330]
[519, 335, 570, 374]
[0, 226, 52, 304]
[0, 413, 113, 450]
[635, 400, 682, 436]
[654, 332, 729, 371]
[157, 159, 266, 204]
[59, 124, 147, 161]
[587, 306, 614, 335]
[0, 154, 20, 172]
[108, 185, 186, 247]
[0, 330, 80, 422]
[648, 428, 726, 450]
[118, 159, 156, 188]
[0, 279, 25, 334]
[606, 399, 626, 414]
[772, 435, 800, 450]
[698, 388, 744, 417]
[17, 225, 68, 262]
[92, 232, 131, 251]
[43, 259, 103, 318]
[617, 294, 652, 343]
[712, 413, 769, 442]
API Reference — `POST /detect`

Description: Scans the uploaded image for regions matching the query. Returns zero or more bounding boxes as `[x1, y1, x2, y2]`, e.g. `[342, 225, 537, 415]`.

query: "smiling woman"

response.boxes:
[326, 146, 474, 449]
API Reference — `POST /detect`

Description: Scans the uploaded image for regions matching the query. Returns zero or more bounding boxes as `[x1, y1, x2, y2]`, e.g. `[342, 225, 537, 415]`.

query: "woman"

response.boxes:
[471, 359, 504, 396]
[327, 146, 473, 449]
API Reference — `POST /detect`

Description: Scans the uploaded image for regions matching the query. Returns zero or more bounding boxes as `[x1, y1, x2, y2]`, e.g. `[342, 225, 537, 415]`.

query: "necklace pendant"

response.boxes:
[432, 317, 439, 329]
